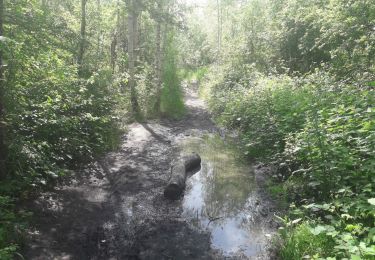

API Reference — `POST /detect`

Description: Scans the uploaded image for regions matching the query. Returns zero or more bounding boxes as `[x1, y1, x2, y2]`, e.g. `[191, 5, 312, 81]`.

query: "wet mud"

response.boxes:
[23, 87, 278, 260]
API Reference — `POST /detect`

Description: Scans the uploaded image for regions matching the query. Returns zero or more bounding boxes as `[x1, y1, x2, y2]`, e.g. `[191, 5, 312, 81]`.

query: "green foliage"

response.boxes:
[181, 66, 208, 83]
[177, 18, 214, 69]
[207, 65, 375, 257]
[197, 1, 375, 257]
[275, 0, 375, 78]
[0, 0, 187, 256]
[278, 221, 335, 259]
[279, 82, 375, 258]
[208, 67, 313, 158]
[160, 32, 185, 118]
[283, 84, 375, 197]
[0, 245, 18, 260]
[4, 37, 120, 190]
[0, 0, 122, 255]
[0, 196, 30, 260]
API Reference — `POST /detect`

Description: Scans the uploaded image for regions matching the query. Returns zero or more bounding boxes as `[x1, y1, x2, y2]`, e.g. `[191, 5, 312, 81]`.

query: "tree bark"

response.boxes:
[110, 33, 117, 73]
[164, 153, 202, 200]
[111, 0, 124, 73]
[154, 18, 162, 113]
[78, 0, 87, 77]
[0, 0, 6, 179]
[127, 0, 140, 116]
[133, 4, 139, 60]
[217, 0, 221, 55]
[96, 0, 102, 59]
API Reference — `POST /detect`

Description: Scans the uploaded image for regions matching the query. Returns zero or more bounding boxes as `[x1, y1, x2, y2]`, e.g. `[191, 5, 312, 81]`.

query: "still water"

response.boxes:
[180, 135, 267, 257]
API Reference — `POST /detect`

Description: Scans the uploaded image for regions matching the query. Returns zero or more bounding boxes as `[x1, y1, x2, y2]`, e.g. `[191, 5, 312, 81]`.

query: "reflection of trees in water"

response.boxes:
[183, 135, 255, 220]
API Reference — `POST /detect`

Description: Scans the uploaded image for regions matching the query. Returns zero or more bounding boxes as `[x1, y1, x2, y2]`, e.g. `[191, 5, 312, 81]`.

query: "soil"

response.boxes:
[23, 87, 278, 260]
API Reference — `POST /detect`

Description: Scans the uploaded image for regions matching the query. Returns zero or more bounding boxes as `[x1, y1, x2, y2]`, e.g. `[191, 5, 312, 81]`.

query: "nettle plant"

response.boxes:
[281, 84, 375, 258]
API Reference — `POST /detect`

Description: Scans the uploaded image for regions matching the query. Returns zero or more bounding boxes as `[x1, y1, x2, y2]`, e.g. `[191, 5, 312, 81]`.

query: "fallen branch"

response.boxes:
[164, 153, 201, 200]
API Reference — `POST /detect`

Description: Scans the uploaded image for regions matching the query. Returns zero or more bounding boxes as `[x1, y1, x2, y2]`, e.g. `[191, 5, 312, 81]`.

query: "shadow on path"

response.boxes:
[140, 123, 171, 144]
[22, 87, 261, 260]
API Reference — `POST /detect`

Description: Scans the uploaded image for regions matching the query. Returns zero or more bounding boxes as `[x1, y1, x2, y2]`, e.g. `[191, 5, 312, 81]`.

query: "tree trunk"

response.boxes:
[78, 0, 87, 77]
[154, 19, 162, 113]
[0, 0, 6, 179]
[111, 0, 120, 73]
[217, 0, 221, 56]
[96, 0, 102, 60]
[41, 0, 47, 10]
[164, 153, 202, 200]
[134, 6, 139, 61]
[127, 0, 140, 116]
[110, 33, 117, 73]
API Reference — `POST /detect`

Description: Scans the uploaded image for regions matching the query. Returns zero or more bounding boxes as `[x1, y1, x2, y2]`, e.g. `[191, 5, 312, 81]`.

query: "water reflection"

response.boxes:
[181, 135, 264, 257]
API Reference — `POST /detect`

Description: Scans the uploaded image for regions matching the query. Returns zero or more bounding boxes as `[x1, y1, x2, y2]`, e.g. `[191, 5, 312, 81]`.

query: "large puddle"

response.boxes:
[180, 135, 268, 258]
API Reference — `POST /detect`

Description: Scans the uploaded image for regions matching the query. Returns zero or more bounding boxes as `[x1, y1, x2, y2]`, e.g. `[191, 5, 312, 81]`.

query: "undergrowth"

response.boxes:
[160, 32, 185, 118]
[204, 66, 375, 259]
[0, 54, 122, 259]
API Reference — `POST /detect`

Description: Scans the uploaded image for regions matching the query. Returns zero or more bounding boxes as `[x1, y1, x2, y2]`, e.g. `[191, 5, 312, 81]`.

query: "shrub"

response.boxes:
[205, 67, 375, 258]
[278, 222, 335, 259]
[160, 32, 185, 118]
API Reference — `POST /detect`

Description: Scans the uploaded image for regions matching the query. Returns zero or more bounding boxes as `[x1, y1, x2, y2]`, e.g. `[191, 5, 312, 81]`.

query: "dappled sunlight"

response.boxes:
[1, 0, 372, 259]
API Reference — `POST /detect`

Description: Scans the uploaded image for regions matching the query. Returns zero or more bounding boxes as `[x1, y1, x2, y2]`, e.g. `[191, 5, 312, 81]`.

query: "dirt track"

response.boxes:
[24, 88, 277, 260]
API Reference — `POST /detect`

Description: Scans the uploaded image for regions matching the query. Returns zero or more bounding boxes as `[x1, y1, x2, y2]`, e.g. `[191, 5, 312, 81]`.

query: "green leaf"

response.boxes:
[310, 225, 327, 235]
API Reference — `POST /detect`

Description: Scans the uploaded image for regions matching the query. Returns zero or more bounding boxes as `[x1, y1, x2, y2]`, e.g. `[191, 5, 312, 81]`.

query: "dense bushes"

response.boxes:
[160, 33, 185, 118]
[0, 1, 122, 257]
[0, 0, 187, 257]
[278, 222, 336, 259]
[0, 48, 121, 260]
[205, 66, 375, 258]
[0, 196, 30, 259]
[209, 69, 311, 157]
[191, 0, 375, 257]
[7, 72, 120, 190]
[280, 82, 375, 258]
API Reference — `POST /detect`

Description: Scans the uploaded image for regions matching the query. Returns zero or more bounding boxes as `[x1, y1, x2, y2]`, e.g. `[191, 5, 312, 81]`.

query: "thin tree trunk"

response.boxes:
[121, 1, 127, 54]
[78, 0, 87, 76]
[154, 19, 162, 113]
[133, 5, 140, 64]
[217, 0, 221, 55]
[127, 0, 140, 116]
[162, 23, 168, 62]
[41, 0, 47, 10]
[220, 2, 223, 50]
[96, 0, 102, 60]
[110, 34, 117, 73]
[0, 0, 6, 179]
[111, 0, 122, 73]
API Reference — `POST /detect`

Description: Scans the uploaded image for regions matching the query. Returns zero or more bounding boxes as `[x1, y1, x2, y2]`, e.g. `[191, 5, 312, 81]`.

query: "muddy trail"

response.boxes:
[24, 87, 279, 260]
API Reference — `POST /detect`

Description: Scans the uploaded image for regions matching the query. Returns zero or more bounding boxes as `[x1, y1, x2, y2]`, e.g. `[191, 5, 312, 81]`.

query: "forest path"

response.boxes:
[23, 85, 276, 260]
